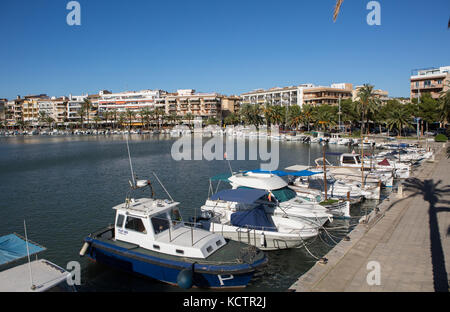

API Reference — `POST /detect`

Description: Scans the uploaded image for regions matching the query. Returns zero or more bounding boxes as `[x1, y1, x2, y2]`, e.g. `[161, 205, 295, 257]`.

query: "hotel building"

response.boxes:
[410, 66, 450, 100]
[241, 83, 353, 107]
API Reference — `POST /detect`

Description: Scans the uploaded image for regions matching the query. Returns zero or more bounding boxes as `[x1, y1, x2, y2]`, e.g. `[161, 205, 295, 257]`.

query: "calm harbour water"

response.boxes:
[0, 134, 388, 291]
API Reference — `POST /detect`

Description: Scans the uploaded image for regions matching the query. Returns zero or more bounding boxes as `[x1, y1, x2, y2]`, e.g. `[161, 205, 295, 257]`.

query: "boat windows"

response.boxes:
[170, 208, 182, 223]
[206, 246, 213, 253]
[342, 156, 356, 164]
[176, 249, 184, 255]
[215, 240, 222, 247]
[151, 213, 170, 235]
[153, 244, 160, 250]
[125, 216, 147, 234]
[116, 214, 125, 228]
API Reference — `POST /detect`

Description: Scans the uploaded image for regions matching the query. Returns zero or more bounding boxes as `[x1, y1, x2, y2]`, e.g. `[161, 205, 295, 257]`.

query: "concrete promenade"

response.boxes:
[289, 144, 450, 292]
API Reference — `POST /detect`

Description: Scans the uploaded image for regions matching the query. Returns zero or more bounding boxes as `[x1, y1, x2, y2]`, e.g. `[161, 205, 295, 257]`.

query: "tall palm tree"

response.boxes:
[288, 105, 302, 129]
[185, 112, 194, 129]
[438, 82, 450, 126]
[302, 104, 314, 132]
[102, 110, 110, 129]
[118, 112, 126, 130]
[125, 109, 135, 130]
[76, 106, 86, 129]
[356, 84, 380, 135]
[82, 98, 92, 129]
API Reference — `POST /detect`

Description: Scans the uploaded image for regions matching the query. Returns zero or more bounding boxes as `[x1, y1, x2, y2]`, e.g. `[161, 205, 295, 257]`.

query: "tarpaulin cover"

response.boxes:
[0, 234, 46, 265]
[230, 206, 276, 231]
[210, 188, 267, 204]
[247, 169, 321, 177]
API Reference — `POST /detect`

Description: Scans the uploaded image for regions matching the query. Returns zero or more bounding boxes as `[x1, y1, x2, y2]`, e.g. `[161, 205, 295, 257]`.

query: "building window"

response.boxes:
[424, 80, 431, 87]
[415, 82, 419, 88]
[125, 216, 147, 234]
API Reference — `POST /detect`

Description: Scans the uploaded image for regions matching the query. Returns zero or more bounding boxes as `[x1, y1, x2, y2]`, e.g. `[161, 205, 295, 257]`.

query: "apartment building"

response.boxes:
[22, 94, 49, 125]
[164, 89, 240, 119]
[98, 89, 165, 114]
[0, 99, 7, 123]
[410, 66, 450, 100]
[241, 83, 352, 107]
[352, 85, 389, 103]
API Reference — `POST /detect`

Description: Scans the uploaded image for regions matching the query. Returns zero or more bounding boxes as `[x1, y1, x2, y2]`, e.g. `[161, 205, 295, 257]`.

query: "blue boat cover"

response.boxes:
[210, 188, 267, 204]
[247, 169, 321, 177]
[0, 233, 46, 265]
[230, 206, 276, 231]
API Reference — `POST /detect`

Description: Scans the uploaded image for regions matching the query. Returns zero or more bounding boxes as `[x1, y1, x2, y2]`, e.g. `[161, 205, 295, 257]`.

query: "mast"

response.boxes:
[126, 135, 136, 187]
[24, 220, 35, 290]
[323, 145, 328, 200]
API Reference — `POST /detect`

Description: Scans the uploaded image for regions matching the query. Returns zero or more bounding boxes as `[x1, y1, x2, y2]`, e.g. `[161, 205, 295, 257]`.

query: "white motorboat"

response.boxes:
[199, 189, 319, 250]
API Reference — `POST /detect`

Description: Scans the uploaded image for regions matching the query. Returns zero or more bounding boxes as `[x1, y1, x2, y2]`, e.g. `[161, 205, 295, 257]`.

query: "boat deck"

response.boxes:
[0, 259, 71, 292]
[90, 226, 265, 266]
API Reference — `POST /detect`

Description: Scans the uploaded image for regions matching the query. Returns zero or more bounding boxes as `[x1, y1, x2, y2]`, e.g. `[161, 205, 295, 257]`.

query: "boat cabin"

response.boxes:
[340, 153, 362, 166]
[113, 198, 227, 259]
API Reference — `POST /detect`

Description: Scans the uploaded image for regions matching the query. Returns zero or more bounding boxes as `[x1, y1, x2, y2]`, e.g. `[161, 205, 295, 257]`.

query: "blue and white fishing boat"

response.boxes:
[79, 140, 267, 289]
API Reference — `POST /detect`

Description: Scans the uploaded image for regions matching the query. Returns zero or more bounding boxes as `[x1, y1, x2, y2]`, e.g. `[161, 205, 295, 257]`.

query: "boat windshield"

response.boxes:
[270, 187, 297, 203]
[151, 213, 170, 235]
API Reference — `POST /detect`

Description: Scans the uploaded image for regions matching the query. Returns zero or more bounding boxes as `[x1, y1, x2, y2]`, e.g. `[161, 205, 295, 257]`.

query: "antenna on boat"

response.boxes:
[152, 172, 174, 202]
[24, 220, 36, 290]
[126, 135, 136, 187]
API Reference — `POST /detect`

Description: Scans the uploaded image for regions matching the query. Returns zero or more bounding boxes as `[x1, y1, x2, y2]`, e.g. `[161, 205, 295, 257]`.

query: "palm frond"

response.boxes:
[333, 0, 344, 22]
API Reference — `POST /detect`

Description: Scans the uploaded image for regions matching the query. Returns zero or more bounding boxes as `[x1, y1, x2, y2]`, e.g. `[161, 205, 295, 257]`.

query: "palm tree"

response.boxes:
[93, 116, 102, 130]
[102, 110, 110, 129]
[386, 107, 410, 137]
[287, 105, 302, 129]
[111, 109, 118, 129]
[118, 112, 126, 130]
[224, 113, 240, 126]
[76, 106, 86, 129]
[302, 104, 314, 132]
[356, 84, 380, 135]
[185, 113, 194, 129]
[140, 108, 151, 130]
[125, 109, 135, 130]
[155, 108, 165, 129]
[438, 82, 450, 126]
[82, 98, 92, 129]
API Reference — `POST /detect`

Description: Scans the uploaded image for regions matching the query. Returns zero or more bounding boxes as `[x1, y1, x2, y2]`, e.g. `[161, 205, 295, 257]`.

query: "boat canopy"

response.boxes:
[210, 188, 267, 204]
[230, 206, 276, 231]
[0, 233, 46, 266]
[247, 169, 321, 177]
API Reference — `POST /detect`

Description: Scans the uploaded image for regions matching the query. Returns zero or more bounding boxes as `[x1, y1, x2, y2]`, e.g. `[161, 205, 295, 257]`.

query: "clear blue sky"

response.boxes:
[0, 0, 449, 99]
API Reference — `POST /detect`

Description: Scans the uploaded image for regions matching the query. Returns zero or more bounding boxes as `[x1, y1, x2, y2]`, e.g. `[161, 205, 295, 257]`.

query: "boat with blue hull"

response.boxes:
[80, 185, 267, 289]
